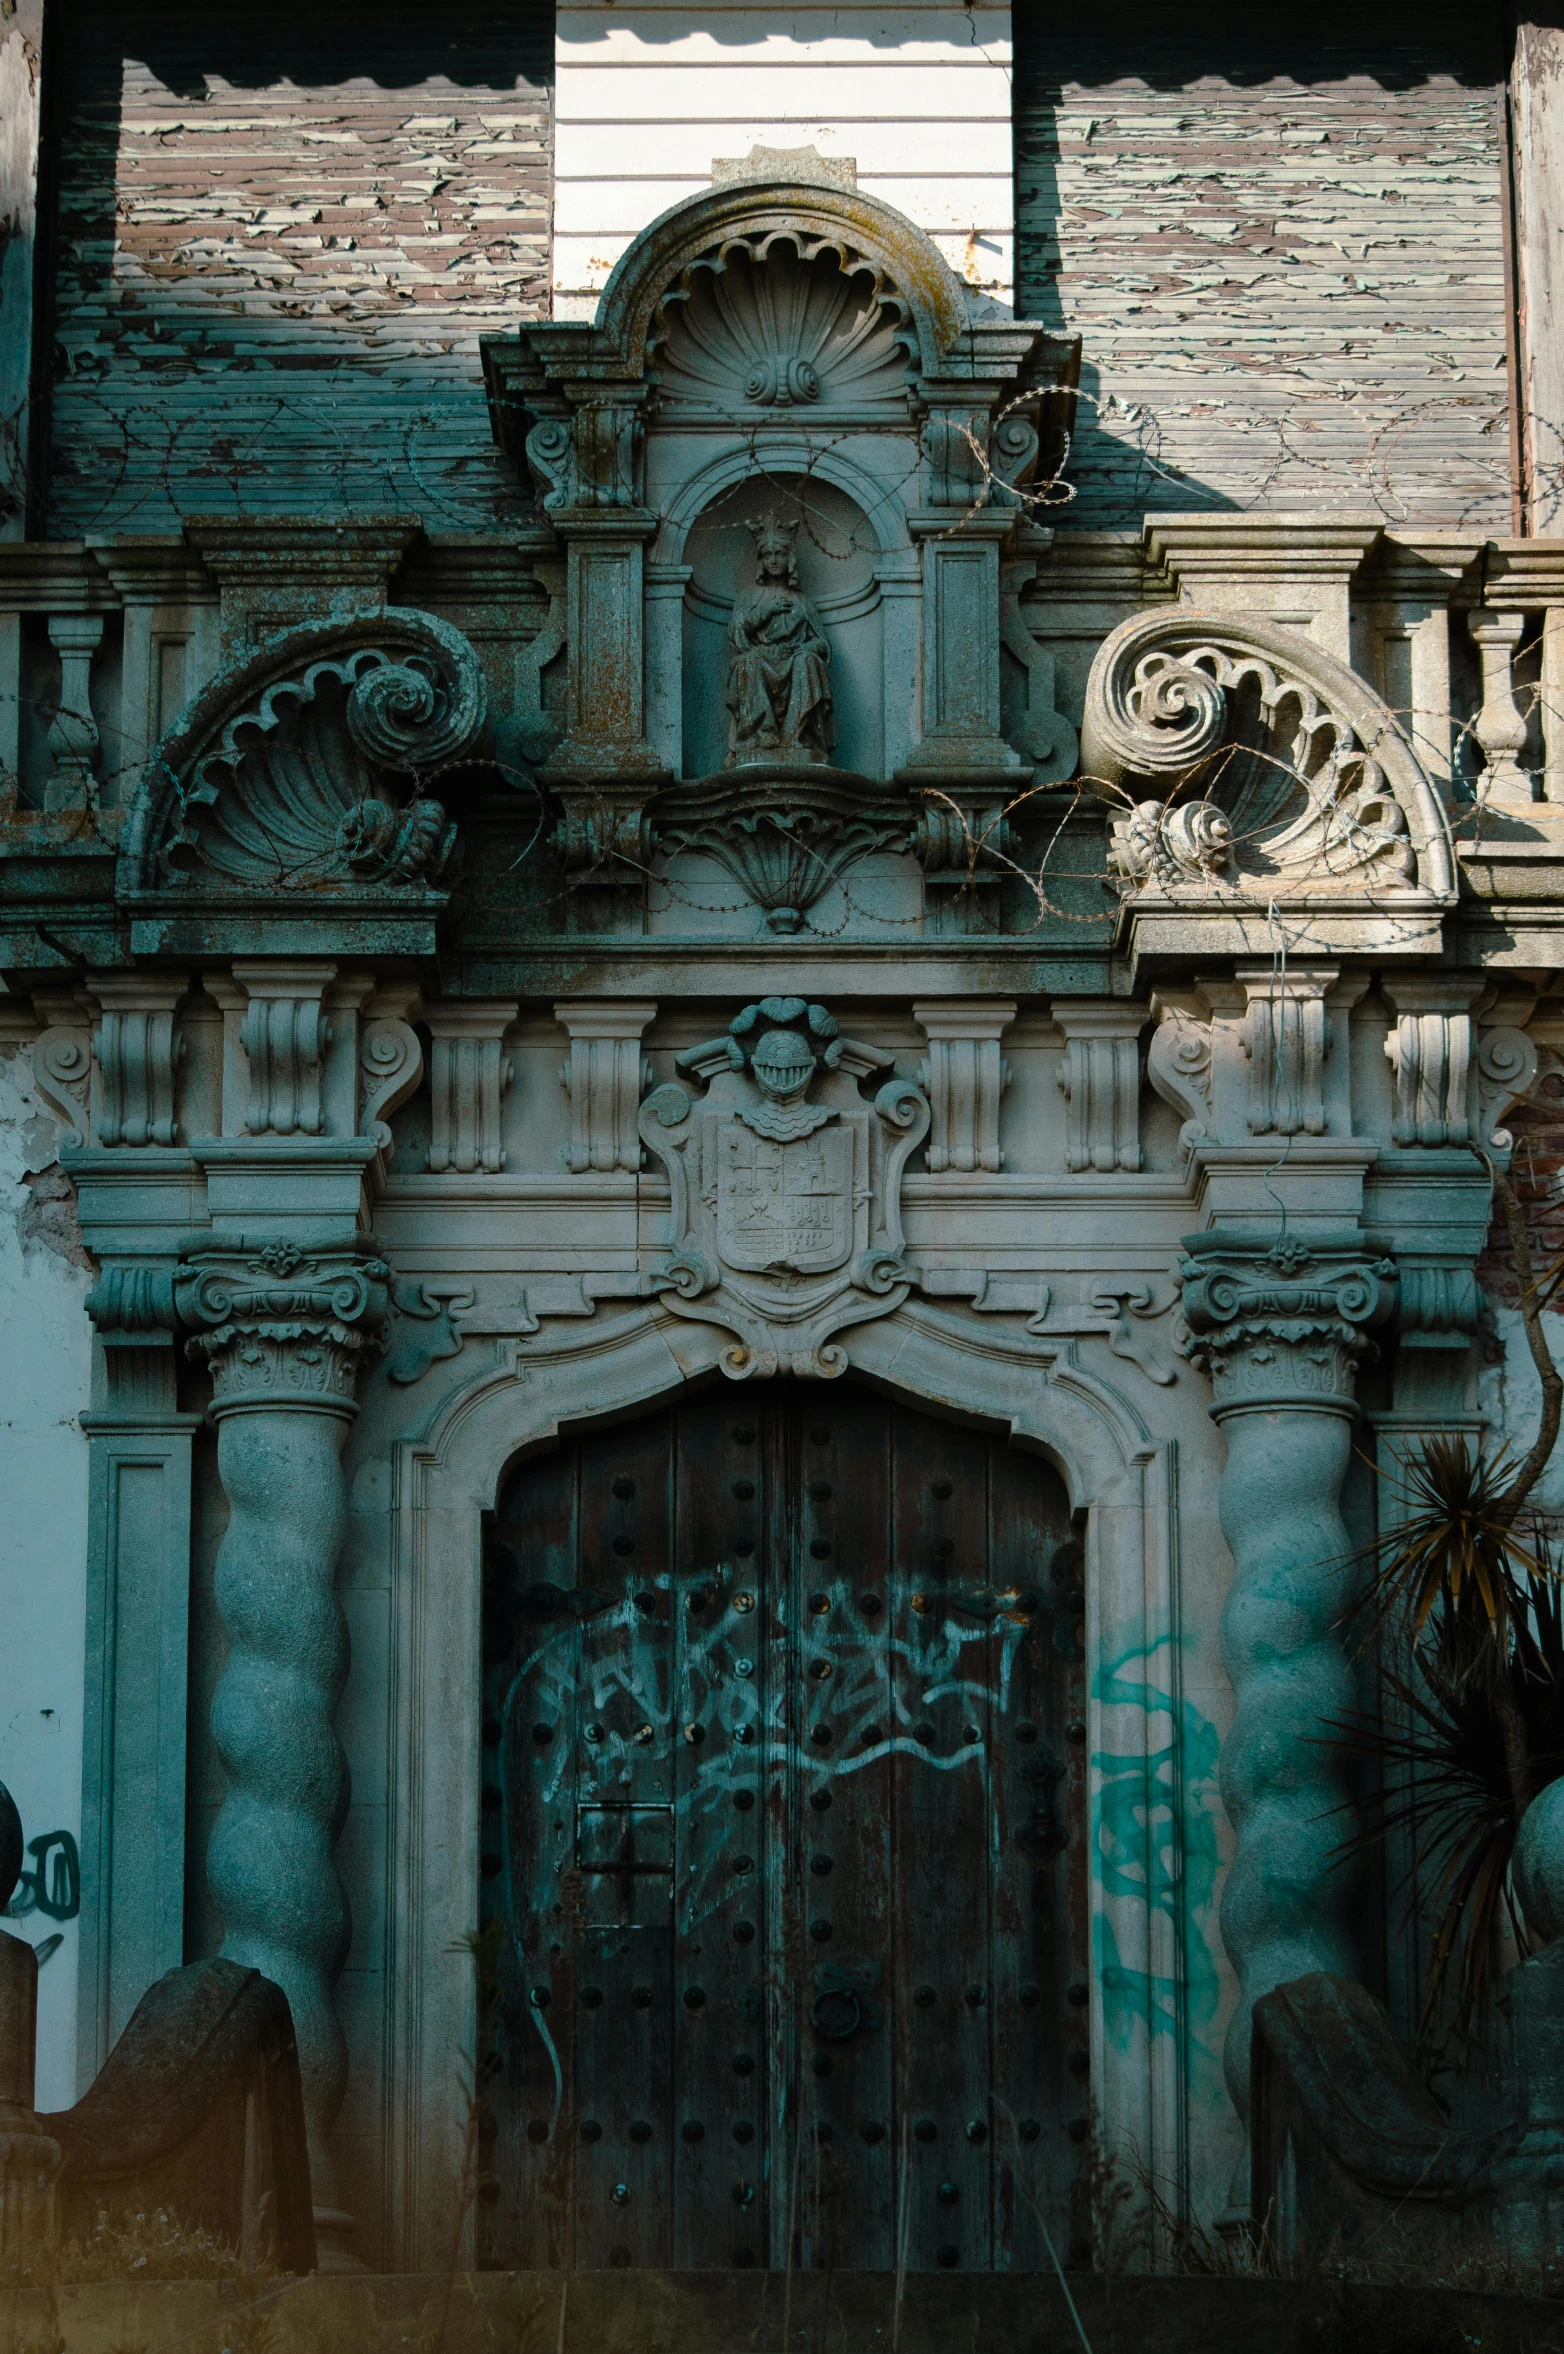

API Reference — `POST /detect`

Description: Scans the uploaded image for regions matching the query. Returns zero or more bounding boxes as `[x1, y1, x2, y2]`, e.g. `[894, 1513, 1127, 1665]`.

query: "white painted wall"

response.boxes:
[553, 1, 1016, 318]
[0, 1044, 92, 2111]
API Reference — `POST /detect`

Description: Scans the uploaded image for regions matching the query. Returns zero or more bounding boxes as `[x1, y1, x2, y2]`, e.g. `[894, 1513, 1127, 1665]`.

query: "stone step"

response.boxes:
[8, 2270, 1562, 2354]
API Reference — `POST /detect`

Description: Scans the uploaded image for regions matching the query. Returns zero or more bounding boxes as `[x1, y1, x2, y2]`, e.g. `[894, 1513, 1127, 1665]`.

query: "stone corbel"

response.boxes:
[912, 999, 1015, 1172]
[229, 961, 336, 1139]
[85, 971, 189, 1148]
[1146, 998, 1214, 1162]
[1238, 964, 1336, 1138]
[425, 1002, 518, 1174]
[1053, 1000, 1148, 1173]
[1475, 1018, 1541, 1151]
[1381, 976, 1483, 1148]
[358, 984, 425, 1170]
[555, 1000, 656, 1174]
[30, 991, 95, 1146]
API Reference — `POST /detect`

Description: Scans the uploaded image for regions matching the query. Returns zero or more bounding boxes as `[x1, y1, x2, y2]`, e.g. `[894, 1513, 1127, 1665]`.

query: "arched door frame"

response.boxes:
[383, 1301, 1186, 2270]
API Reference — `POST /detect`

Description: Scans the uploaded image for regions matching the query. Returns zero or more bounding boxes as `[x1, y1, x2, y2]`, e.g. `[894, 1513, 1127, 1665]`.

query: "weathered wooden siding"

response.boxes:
[47, 4, 551, 535]
[1016, 8, 1515, 529]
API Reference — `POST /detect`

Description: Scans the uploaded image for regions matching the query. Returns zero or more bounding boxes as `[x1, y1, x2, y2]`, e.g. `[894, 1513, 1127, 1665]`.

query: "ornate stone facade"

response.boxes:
[3, 24, 1564, 2279]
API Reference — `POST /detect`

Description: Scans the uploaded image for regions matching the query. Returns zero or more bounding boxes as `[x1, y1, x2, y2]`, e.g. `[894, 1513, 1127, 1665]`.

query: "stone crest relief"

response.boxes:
[639, 997, 929, 1377]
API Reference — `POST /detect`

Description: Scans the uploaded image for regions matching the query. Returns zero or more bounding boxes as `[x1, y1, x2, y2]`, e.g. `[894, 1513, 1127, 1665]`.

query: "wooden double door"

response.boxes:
[478, 1382, 1087, 2272]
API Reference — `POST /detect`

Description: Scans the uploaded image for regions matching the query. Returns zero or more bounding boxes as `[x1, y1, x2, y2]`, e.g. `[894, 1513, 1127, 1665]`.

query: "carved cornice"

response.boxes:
[173, 1236, 390, 1416]
[1179, 1231, 1397, 1415]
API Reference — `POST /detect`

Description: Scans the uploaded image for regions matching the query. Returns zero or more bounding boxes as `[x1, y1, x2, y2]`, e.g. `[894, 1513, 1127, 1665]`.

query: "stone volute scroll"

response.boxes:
[119, 609, 486, 945]
[1080, 609, 1455, 949]
[638, 995, 929, 1378]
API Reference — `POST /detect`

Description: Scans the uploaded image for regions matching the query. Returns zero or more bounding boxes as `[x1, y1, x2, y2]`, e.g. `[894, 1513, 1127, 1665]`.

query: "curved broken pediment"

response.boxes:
[1080, 609, 1454, 904]
[121, 609, 486, 902]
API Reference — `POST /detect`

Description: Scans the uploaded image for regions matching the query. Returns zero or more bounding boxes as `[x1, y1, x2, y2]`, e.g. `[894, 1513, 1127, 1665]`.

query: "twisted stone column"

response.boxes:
[1180, 1233, 1396, 2140]
[175, 1236, 388, 2268]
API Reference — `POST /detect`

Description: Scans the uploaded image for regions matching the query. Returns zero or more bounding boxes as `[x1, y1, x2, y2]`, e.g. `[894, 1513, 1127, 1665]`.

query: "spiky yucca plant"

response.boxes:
[1336, 1161, 1564, 2041]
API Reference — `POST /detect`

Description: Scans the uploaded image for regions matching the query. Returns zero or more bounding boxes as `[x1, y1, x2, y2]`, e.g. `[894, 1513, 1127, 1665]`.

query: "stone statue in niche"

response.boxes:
[725, 515, 835, 767]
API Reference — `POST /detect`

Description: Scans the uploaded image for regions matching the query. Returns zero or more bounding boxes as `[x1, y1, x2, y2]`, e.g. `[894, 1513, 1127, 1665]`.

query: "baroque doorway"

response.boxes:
[478, 1381, 1087, 2271]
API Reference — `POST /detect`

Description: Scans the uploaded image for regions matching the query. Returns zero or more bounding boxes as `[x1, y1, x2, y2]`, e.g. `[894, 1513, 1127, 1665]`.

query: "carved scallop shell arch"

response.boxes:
[121, 608, 486, 898]
[650, 234, 918, 413]
[1079, 608, 1453, 901]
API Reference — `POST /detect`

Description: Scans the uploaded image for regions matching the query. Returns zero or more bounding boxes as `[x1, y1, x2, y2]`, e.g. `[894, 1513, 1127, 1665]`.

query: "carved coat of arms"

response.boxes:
[638, 997, 930, 1378]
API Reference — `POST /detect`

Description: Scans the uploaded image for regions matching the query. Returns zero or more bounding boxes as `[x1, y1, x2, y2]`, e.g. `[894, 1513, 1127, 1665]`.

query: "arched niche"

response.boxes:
[680, 472, 883, 781]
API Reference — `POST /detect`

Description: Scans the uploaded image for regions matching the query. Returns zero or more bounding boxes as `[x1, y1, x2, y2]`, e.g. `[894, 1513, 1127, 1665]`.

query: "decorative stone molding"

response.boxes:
[1476, 1022, 1541, 1150]
[230, 962, 334, 1139]
[30, 997, 93, 1146]
[1053, 1001, 1148, 1174]
[357, 985, 424, 1165]
[1081, 609, 1453, 915]
[120, 609, 483, 905]
[86, 972, 188, 1148]
[1142, 514, 1383, 667]
[425, 1002, 518, 1175]
[1238, 964, 1335, 1138]
[1146, 1000, 1214, 1160]
[173, 1233, 389, 2264]
[637, 995, 929, 1377]
[912, 998, 1015, 1173]
[182, 515, 421, 657]
[1467, 608, 1534, 809]
[45, 615, 105, 814]
[1180, 1231, 1396, 2135]
[1381, 976, 1482, 1148]
[655, 767, 909, 934]
[555, 1000, 656, 1174]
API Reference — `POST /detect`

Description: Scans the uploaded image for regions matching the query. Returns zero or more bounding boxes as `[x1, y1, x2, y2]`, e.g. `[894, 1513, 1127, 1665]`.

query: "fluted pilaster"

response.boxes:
[174, 1235, 388, 2267]
[1180, 1233, 1396, 2139]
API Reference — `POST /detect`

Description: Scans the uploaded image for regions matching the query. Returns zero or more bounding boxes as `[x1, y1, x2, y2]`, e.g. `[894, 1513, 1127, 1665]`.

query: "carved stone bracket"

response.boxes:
[556, 999, 656, 1174]
[230, 961, 334, 1139]
[912, 998, 1015, 1172]
[86, 971, 188, 1148]
[425, 1002, 518, 1175]
[1053, 1000, 1148, 1173]
[358, 985, 424, 1165]
[1238, 964, 1335, 1139]
[655, 765, 909, 934]
[637, 994, 929, 1377]
[1147, 1000, 1214, 1161]
[1476, 1021, 1542, 1151]
[1180, 1230, 1396, 2146]
[1381, 976, 1482, 1148]
[31, 996, 94, 1146]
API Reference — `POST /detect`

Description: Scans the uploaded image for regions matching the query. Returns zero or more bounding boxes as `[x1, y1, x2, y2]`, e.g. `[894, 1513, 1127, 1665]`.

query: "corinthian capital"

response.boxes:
[1179, 1231, 1397, 1414]
[173, 1234, 390, 1413]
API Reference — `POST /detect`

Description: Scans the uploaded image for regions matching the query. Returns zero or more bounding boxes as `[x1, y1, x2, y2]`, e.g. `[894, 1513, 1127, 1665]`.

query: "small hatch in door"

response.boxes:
[576, 1804, 674, 1923]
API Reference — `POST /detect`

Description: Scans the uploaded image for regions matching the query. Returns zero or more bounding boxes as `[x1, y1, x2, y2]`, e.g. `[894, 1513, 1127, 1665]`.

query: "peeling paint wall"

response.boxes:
[0, 1048, 91, 2110]
[1016, 6, 1514, 527]
[46, 3, 552, 535]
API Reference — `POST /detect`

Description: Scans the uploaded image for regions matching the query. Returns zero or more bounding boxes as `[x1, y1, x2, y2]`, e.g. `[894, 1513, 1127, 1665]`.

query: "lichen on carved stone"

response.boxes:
[1082, 609, 1453, 902]
[121, 609, 484, 899]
